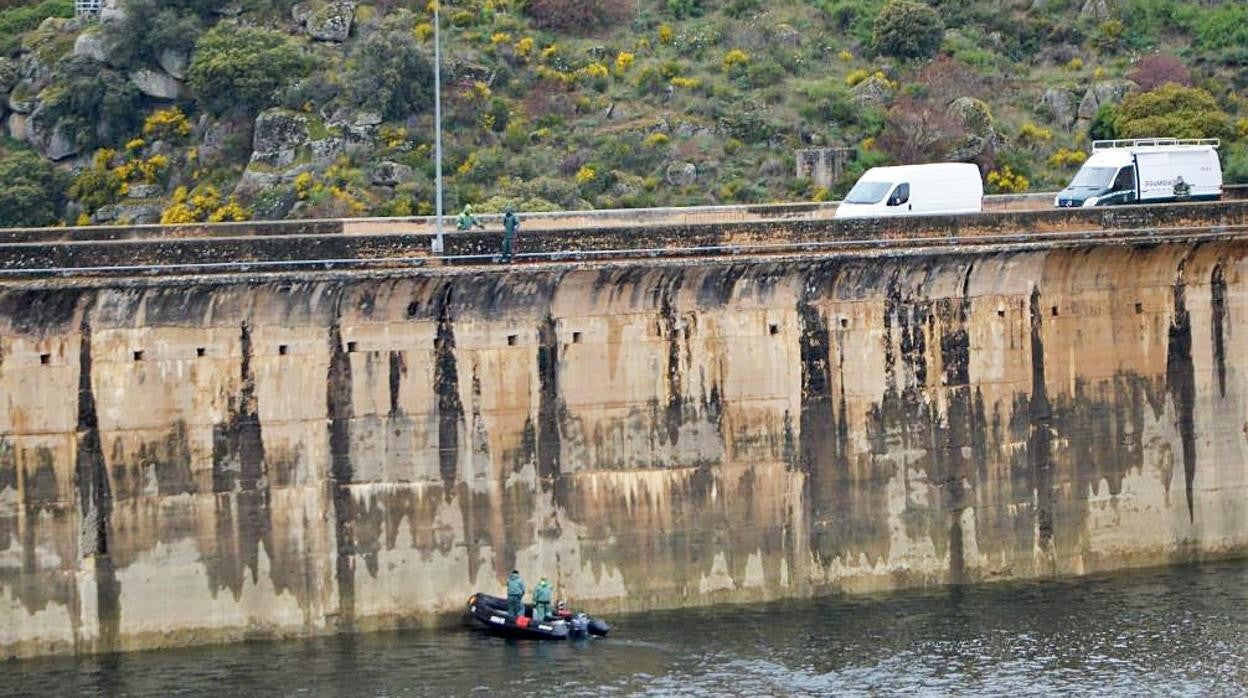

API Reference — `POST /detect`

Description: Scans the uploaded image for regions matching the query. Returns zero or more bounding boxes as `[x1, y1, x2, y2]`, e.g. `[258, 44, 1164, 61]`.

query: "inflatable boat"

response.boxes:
[466, 593, 611, 640]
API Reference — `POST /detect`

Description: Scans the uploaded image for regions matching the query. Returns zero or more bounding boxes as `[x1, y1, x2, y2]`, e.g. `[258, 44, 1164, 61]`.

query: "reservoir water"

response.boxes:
[4, 561, 1247, 696]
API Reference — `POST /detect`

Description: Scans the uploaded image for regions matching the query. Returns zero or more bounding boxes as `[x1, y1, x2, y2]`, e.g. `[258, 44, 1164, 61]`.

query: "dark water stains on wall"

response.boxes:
[433, 287, 464, 495]
[327, 317, 356, 629]
[1211, 264, 1228, 399]
[1167, 263, 1198, 522]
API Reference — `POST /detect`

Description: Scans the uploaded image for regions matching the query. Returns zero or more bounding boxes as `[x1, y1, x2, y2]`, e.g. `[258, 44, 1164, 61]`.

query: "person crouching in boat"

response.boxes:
[506, 569, 525, 619]
[532, 577, 553, 620]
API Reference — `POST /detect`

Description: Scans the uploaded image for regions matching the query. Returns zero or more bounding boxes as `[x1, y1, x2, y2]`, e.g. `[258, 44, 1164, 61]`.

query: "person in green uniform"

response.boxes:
[500, 206, 520, 263]
[1173, 176, 1191, 201]
[532, 577, 553, 621]
[456, 204, 483, 231]
[506, 569, 525, 619]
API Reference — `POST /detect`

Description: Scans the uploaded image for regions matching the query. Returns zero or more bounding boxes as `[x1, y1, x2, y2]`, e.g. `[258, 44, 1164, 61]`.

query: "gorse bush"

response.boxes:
[347, 30, 434, 120]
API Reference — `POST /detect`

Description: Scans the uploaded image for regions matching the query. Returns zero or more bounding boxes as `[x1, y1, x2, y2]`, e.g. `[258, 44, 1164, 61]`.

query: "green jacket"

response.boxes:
[533, 580, 552, 604]
[506, 572, 525, 597]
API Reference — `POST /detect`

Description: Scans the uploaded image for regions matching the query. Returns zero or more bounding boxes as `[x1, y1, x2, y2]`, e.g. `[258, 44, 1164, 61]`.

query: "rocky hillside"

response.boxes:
[0, 0, 1245, 227]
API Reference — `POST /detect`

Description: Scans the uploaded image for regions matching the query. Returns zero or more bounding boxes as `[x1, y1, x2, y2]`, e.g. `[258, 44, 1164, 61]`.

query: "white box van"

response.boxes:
[834, 163, 983, 218]
[1055, 138, 1222, 208]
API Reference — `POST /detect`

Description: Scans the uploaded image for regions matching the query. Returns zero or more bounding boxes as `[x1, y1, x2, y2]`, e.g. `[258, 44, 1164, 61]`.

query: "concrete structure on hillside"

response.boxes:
[3, 205, 1248, 658]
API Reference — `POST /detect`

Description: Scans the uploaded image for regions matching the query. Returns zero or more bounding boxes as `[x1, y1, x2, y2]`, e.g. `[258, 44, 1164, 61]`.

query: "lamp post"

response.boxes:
[431, 0, 445, 255]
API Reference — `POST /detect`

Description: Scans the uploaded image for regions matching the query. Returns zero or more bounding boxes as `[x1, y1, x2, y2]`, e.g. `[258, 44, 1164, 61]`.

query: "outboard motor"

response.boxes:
[569, 612, 590, 638]
[588, 618, 611, 637]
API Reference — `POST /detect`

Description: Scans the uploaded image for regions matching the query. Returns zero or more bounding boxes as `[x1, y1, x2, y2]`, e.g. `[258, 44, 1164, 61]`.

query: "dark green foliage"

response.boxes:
[347, 30, 433, 120]
[187, 24, 312, 115]
[0, 149, 70, 226]
[525, 0, 632, 32]
[69, 166, 124, 215]
[1088, 104, 1117, 141]
[106, 0, 206, 68]
[666, 0, 705, 20]
[39, 57, 144, 151]
[872, 0, 944, 60]
[1193, 5, 1248, 64]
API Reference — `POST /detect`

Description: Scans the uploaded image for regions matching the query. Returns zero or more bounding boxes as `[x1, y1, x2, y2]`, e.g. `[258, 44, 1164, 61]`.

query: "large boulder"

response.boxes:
[6, 112, 28, 142]
[0, 57, 17, 96]
[1077, 79, 1135, 125]
[6, 80, 37, 114]
[1038, 88, 1078, 130]
[371, 160, 414, 187]
[130, 69, 185, 100]
[852, 74, 896, 107]
[304, 1, 357, 42]
[27, 107, 80, 161]
[665, 161, 697, 187]
[1080, 0, 1115, 20]
[73, 30, 112, 63]
[251, 109, 310, 167]
[158, 49, 189, 80]
[946, 96, 997, 161]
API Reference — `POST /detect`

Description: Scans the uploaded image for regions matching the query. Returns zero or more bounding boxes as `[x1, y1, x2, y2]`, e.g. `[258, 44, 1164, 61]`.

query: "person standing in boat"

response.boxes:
[506, 569, 526, 619]
[532, 577, 553, 621]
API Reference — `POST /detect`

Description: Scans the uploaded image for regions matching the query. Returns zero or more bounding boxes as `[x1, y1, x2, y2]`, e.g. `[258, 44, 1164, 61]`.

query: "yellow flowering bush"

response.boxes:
[670, 76, 700, 89]
[490, 32, 512, 45]
[515, 37, 534, 59]
[615, 51, 635, 74]
[125, 138, 145, 152]
[1018, 122, 1054, 147]
[208, 202, 249, 223]
[722, 49, 750, 72]
[838, 50, 853, 62]
[644, 132, 670, 148]
[1065, 57, 1084, 72]
[658, 24, 673, 44]
[575, 165, 597, 185]
[143, 107, 192, 141]
[1048, 147, 1088, 167]
[987, 166, 1030, 193]
[414, 23, 433, 40]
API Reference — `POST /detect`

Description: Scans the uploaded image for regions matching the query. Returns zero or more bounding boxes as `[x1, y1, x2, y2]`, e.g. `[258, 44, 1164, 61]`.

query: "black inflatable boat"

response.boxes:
[466, 593, 611, 640]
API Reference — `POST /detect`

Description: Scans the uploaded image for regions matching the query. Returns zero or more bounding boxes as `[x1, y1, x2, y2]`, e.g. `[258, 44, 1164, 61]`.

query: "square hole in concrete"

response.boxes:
[39, 353, 50, 365]
[572, 332, 583, 344]
[279, 345, 289, 356]
[769, 324, 780, 336]
[507, 335, 518, 346]
[1135, 302, 1143, 314]
[196, 347, 206, 358]
[1051, 306, 1059, 317]
[133, 351, 144, 362]
[347, 341, 358, 353]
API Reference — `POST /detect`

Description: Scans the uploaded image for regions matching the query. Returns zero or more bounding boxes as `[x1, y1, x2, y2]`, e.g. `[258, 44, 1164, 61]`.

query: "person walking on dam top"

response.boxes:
[532, 576, 553, 620]
[500, 206, 520, 263]
[506, 569, 525, 618]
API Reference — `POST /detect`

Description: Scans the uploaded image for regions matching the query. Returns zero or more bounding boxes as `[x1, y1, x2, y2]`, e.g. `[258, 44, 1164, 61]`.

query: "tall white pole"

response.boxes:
[432, 0, 445, 255]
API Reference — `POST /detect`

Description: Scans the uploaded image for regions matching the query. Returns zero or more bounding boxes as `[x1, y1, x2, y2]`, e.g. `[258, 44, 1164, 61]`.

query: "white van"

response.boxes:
[1055, 138, 1221, 208]
[834, 163, 983, 218]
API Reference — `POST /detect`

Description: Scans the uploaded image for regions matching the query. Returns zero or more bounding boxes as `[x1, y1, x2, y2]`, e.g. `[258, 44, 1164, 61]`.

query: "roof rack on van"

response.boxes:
[1092, 138, 1220, 150]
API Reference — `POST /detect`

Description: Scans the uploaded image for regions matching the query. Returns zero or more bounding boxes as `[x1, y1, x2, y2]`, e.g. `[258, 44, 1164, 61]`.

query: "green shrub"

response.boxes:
[187, 24, 312, 115]
[1193, 4, 1248, 63]
[872, 0, 944, 60]
[104, 0, 205, 68]
[0, 149, 71, 226]
[0, 0, 71, 40]
[1114, 84, 1234, 140]
[347, 29, 433, 120]
[39, 58, 144, 151]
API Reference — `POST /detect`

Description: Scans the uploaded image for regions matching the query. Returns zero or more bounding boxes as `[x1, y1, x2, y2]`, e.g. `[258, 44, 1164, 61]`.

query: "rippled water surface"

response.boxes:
[5, 561, 1248, 696]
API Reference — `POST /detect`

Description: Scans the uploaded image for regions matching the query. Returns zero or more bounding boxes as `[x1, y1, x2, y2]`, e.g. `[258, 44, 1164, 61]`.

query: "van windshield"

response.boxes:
[1069, 167, 1117, 189]
[845, 181, 894, 204]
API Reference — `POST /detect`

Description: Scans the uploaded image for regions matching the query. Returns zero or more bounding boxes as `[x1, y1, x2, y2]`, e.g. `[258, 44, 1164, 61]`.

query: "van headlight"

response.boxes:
[1081, 197, 1099, 207]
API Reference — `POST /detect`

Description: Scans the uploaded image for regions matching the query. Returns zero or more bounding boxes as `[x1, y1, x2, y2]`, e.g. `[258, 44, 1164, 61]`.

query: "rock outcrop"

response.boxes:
[130, 69, 186, 100]
[1077, 79, 1136, 126]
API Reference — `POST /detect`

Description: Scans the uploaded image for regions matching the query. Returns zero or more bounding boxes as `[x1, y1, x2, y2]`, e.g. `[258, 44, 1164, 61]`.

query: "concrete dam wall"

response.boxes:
[4, 241, 1248, 657]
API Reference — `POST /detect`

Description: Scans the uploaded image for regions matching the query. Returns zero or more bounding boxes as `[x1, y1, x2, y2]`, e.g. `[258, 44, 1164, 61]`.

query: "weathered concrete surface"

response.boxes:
[4, 240, 1248, 658]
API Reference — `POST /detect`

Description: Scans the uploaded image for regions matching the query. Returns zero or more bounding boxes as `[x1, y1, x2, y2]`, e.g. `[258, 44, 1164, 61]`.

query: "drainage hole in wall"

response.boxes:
[507, 335, 518, 346]
[769, 324, 779, 336]
[133, 351, 144, 362]
[347, 341, 358, 353]
[196, 347, 206, 358]
[572, 332, 583, 344]
[279, 345, 289, 356]
[40, 353, 50, 365]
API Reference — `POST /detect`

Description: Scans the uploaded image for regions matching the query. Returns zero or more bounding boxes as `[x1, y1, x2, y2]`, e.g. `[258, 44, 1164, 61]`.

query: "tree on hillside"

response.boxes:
[347, 30, 433, 121]
[39, 57, 144, 150]
[187, 24, 312, 115]
[872, 0, 944, 61]
[1114, 85, 1233, 140]
[0, 150, 71, 226]
[1126, 54, 1191, 92]
[877, 97, 966, 164]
